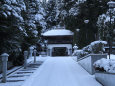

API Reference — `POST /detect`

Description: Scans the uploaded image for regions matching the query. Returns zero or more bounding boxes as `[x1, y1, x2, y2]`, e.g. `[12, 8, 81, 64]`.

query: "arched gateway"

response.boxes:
[42, 28, 74, 56]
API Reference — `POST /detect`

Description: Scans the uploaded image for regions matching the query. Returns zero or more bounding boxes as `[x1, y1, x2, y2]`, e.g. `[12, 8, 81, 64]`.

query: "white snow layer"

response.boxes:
[42, 29, 74, 36]
[107, 54, 115, 59]
[22, 57, 102, 86]
[94, 57, 115, 73]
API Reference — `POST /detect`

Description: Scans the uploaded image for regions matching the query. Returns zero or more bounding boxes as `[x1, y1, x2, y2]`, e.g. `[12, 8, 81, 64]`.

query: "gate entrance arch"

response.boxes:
[47, 44, 72, 56]
[42, 28, 74, 57]
[52, 47, 67, 56]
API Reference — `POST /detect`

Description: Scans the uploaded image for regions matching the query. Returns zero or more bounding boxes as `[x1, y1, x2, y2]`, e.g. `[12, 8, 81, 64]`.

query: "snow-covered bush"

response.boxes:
[77, 50, 88, 58]
[90, 41, 107, 54]
[82, 45, 92, 54]
[73, 50, 88, 58]
[82, 41, 107, 54]
[73, 41, 107, 58]
[94, 58, 115, 73]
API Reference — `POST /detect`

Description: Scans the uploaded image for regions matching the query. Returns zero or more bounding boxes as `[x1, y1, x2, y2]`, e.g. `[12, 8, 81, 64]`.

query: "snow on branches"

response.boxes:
[97, 7, 115, 40]
[73, 41, 107, 58]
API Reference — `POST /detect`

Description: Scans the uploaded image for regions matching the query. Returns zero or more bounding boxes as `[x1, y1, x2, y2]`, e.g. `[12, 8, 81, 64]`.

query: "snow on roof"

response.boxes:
[42, 29, 74, 36]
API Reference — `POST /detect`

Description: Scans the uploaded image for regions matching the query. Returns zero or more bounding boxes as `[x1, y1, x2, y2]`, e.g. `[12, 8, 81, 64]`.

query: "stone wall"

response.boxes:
[95, 72, 115, 86]
[78, 54, 107, 75]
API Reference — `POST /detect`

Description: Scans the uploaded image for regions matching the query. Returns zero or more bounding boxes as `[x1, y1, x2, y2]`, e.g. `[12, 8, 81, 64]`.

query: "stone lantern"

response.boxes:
[73, 44, 78, 51]
[1, 53, 9, 83]
[29, 46, 34, 58]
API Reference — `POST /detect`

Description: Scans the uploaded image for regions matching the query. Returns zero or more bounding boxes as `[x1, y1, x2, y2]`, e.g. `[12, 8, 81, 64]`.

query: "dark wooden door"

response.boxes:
[52, 47, 68, 56]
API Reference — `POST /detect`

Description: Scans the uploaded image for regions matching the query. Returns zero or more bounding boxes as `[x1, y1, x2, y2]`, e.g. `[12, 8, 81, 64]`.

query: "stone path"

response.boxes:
[22, 57, 102, 86]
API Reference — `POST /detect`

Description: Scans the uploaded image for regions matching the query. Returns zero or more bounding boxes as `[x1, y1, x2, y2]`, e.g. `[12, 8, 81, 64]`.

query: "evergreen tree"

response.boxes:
[77, 0, 109, 48]
[0, 0, 26, 65]
[97, 8, 115, 44]
[0, 0, 47, 65]
[45, 0, 58, 29]
[23, 0, 47, 49]
[63, 0, 109, 48]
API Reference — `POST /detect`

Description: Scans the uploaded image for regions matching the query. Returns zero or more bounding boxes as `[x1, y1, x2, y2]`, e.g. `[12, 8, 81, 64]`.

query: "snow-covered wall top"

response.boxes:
[42, 29, 74, 36]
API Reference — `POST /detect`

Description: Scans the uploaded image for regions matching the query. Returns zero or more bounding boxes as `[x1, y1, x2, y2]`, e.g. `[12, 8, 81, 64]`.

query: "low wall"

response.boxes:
[95, 72, 115, 86]
[78, 54, 107, 75]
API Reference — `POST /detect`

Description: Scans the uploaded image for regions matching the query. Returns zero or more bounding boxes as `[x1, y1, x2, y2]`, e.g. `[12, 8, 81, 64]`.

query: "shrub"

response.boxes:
[73, 41, 107, 58]
[82, 45, 92, 54]
[73, 50, 88, 58]
[94, 58, 115, 73]
[90, 41, 107, 54]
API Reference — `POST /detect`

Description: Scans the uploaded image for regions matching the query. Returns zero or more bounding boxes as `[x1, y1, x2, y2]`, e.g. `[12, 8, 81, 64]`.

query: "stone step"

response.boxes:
[27, 66, 39, 68]
[27, 65, 40, 67]
[20, 68, 36, 71]
[12, 74, 30, 76]
[7, 80, 24, 82]
[8, 75, 29, 78]
[15, 72, 33, 74]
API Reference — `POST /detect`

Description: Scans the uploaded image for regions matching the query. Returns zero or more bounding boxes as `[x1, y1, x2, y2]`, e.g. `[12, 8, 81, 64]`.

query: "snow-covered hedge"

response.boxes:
[94, 58, 115, 73]
[83, 41, 107, 54]
[73, 50, 88, 58]
[73, 41, 107, 58]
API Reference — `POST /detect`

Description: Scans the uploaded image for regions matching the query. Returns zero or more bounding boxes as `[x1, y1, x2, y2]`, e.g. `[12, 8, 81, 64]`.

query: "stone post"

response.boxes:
[1, 53, 9, 83]
[69, 49, 72, 56]
[29, 47, 33, 58]
[50, 48, 52, 56]
[24, 51, 28, 69]
[48, 49, 50, 56]
[34, 49, 37, 63]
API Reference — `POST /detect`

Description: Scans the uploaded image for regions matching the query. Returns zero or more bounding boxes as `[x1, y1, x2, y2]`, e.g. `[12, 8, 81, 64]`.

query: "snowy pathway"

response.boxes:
[22, 57, 102, 86]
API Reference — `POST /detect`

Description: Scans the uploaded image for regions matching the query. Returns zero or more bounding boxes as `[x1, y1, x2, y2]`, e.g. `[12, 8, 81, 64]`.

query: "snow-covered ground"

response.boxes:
[27, 56, 50, 63]
[0, 56, 48, 86]
[107, 54, 115, 59]
[22, 57, 102, 86]
[0, 56, 48, 79]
